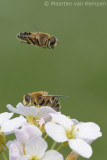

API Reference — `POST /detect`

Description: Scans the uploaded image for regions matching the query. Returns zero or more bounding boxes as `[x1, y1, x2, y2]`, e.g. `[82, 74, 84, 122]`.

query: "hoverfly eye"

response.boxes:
[50, 36, 56, 46]
[24, 32, 27, 35]
[25, 94, 31, 103]
[34, 101, 37, 106]
[24, 32, 28, 37]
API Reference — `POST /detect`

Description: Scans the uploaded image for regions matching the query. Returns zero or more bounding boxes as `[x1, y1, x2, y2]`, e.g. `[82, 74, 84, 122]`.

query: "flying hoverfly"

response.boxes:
[17, 32, 58, 49]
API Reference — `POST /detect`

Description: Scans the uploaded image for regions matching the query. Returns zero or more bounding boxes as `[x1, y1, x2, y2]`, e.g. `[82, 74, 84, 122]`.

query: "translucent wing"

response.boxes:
[42, 95, 68, 98]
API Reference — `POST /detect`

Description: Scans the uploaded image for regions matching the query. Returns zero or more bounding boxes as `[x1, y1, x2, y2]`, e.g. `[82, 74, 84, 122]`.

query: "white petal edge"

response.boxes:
[25, 136, 47, 159]
[1, 116, 26, 133]
[50, 113, 73, 130]
[38, 106, 56, 117]
[45, 122, 68, 143]
[7, 104, 22, 115]
[75, 122, 102, 140]
[43, 150, 64, 160]
[69, 138, 92, 158]
[38, 106, 56, 122]
[7, 103, 39, 117]
[16, 103, 38, 117]
[0, 112, 13, 125]
[15, 123, 42, 144]
[71, 119, 79, 125]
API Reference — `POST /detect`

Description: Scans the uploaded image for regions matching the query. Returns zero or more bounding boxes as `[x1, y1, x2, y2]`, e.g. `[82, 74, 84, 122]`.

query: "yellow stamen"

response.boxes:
[27, 116, 40, 125]
[29, 156, 40, 160]
[66, 125, 77, 139]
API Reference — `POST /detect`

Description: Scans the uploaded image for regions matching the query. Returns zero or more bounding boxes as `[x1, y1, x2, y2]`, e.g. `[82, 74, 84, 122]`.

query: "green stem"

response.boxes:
[56, 144, 63, 151]
[44, 134, 48, 140]
[1, 152, 7, 160]
[3, 144, 9, 151]
[51, 141, 57, 150]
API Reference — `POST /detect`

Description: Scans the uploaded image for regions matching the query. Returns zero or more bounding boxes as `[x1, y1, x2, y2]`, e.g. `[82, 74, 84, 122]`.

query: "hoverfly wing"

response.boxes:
[42, 95, 68, 98]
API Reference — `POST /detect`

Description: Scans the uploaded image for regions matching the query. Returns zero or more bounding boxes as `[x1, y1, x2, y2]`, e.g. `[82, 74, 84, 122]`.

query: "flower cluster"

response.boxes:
[0, 102, 102, 160]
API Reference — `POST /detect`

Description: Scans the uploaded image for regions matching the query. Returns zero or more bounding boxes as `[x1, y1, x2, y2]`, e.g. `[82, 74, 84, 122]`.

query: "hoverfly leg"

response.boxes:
[20, 41, 30, 44]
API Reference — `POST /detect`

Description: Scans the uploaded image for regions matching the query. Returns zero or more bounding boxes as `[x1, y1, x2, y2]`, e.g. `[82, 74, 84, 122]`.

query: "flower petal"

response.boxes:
[69, 138, 92, 158]
[16, 103, 38, 117]
[50, 113, 73, 130]
[71, 119, 79, 125]
[17, 155, 30, 160]
[15, 123, 42, 144]
[0, 112, 13, 126]
[76, 122, 102, 140]
[1, 116, 26, 133]
[43, 150, 64, 160]
[38, 106, 56, 117]
[45, 122, 68, 142]
[7, 103, 38, 117]
[25, 136, 47, 159]
[38, 106, 56, 122]
[9, 143, 21, 160]
[7, 103, 57, 122]
[7, 140, 24, 155]
[84, 139, 94, 145]
[7, 104, 22, 115]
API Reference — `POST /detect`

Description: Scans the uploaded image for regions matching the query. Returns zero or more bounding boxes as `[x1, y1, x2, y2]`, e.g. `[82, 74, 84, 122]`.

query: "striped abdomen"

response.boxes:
[32, 96, 61, 112]
[17, 32, 39, 45]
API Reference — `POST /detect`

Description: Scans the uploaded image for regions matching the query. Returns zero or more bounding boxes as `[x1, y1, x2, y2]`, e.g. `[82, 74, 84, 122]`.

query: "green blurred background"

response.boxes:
[0, 0, 106, 159]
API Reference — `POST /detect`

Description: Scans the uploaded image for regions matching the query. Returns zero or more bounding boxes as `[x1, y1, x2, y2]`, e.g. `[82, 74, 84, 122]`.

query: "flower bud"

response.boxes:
[0, 132, 6, 152]
[66, 151, 79, 160]
[0, 133, 5, 144]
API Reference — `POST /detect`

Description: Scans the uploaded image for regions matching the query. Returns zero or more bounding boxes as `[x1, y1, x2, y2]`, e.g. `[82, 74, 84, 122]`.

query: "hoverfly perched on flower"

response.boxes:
[23, 91, 66, 111]
[17, 32, 58, 49]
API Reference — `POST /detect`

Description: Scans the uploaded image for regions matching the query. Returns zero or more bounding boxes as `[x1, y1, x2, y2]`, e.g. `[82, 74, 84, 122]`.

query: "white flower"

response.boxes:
[7, 103, 56, 123]
[8, 136, 63, 160]
[45, 113, 102, 158]
[7, 123, 42, 159]
[15, 123, 42, 144]
[0, 112, 26, 134]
